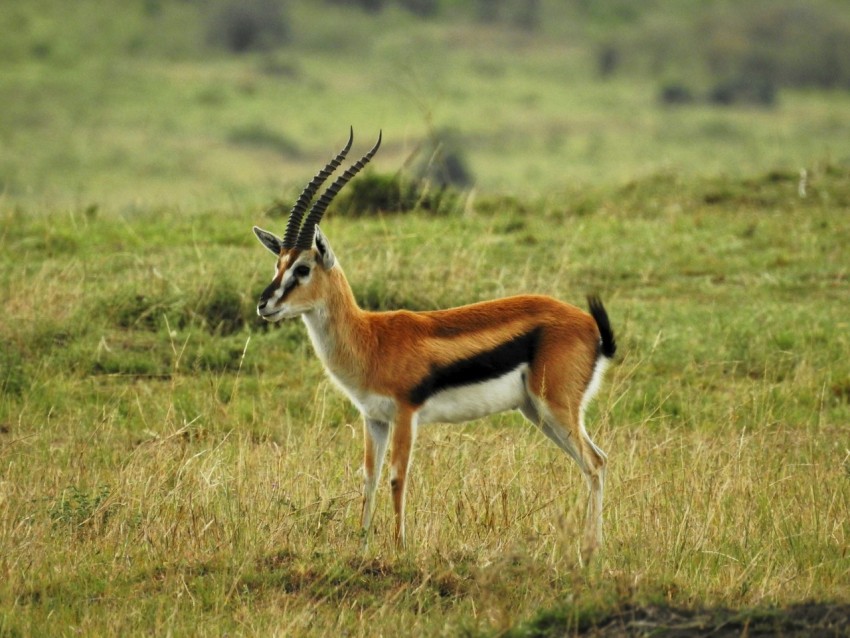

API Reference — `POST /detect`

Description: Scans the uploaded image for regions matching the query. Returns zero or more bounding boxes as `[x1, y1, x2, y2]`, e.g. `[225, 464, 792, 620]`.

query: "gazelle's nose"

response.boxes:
[258, 281, 279, 313]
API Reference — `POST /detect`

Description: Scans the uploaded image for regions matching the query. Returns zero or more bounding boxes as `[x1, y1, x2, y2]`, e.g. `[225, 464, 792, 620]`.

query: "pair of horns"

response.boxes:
[281, 127, 382, 251]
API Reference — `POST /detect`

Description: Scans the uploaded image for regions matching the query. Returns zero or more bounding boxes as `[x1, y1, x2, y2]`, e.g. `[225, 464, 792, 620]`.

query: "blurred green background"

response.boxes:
[2, 0, 849, 211]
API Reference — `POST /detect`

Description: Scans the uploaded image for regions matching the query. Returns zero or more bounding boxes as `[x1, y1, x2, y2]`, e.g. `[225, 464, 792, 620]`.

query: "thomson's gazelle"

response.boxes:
[253, 130, 617, 557]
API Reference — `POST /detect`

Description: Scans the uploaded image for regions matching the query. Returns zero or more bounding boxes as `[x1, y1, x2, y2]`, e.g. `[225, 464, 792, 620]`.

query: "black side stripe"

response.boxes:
[409, 328, 542, 406]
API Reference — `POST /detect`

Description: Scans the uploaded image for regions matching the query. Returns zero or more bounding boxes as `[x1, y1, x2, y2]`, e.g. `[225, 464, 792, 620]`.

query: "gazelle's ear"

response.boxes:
[314, 226, 336, 270]
[253, 226, 284, 255]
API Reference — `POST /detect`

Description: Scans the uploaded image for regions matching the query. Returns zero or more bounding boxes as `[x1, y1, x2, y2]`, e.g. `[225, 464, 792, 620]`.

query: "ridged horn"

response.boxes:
[281, 127, 354, 249]
[295, 131, 382, 250]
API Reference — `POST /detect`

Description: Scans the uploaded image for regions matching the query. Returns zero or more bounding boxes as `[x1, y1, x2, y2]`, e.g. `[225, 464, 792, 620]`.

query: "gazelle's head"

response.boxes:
[253, 129, 381, 322]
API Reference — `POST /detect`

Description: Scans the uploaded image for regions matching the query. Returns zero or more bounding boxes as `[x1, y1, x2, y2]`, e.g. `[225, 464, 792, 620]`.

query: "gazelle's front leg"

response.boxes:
[389, 407, 417, 548]
[361, 418, 389, 539]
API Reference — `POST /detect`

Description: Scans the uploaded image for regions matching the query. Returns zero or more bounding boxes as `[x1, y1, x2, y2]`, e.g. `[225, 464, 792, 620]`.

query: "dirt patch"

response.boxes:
[582, 602, 850, 637]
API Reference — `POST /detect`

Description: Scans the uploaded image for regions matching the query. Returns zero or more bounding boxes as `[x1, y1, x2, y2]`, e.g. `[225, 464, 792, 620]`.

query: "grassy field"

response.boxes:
[2, 1, 850, 635]
[2, 168, 849, 635]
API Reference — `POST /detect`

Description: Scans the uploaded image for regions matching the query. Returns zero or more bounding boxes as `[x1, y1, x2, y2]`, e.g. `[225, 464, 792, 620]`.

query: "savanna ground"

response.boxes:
[2, 1, 850, 635]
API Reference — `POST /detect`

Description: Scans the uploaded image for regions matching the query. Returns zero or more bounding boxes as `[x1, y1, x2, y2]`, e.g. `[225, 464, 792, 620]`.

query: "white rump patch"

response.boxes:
[578, 357, 610, 460]
[579, 357, 609, 419]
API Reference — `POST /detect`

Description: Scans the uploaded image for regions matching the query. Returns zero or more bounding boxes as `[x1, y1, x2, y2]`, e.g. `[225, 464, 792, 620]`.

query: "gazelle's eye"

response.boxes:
[294, 265, 311, 278]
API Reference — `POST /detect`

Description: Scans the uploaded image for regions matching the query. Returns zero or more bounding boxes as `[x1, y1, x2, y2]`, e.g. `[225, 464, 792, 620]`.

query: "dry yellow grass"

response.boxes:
[2, 169, 850, 634]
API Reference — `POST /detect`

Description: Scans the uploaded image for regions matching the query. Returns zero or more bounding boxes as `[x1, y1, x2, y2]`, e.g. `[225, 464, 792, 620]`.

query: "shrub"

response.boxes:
[112, 293, 167, 331]
[475, 0, 504, 23]
[107, 280, 252, 336]
[227, 123, 301, 158]
[327, 171, 459, 216]
[658, 82, 696, 106]
[334, 172, 416, 215]
[325, 0, 386, 13]
[596, 44, 620, 77]
[49, 485, 115, 535]
[623, 2, 850, 95]
[474, 0, 541, 30]
[208, 0, 292, 53]
[708, 76, 777, 108]
[414, 128, 474, 189]
[302, 130, 469, 216]
[512, 0, 541, 31]
[398, 0, 439, 18]
[189, 281, 248, 336]
[703, 3, 850, 91]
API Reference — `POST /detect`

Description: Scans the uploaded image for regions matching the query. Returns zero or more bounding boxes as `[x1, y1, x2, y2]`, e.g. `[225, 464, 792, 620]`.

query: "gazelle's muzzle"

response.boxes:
[257, 278, 295, 321]
[257, 280, 278, 312]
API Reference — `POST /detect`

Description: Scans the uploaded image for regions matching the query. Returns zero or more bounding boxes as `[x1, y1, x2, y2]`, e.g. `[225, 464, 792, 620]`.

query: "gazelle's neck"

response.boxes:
[300, 265, 371, 382]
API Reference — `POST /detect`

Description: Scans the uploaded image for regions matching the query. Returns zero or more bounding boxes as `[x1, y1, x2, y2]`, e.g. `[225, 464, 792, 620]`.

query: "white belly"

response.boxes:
[417, 366, 527, 425]
[327, 364, 527, 426]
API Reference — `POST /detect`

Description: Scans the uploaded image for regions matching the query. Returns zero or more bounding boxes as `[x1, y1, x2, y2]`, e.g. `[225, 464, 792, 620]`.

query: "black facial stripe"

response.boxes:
[259, 277, 297, 305]
[259, 280, 278, 303]
[280, 277, 297, 299]
[409, 328, 542, 406]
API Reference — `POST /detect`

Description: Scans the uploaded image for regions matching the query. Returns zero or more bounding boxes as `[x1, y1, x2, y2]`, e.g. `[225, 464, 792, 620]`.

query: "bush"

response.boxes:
[49, 485, 114, 533]
[658, 82, 696, 106]
[414, 128, 474, 189]
[227, 123, 301, 158]
[328, 171, 459, 216]
[597, 44, 620, 77]
[208, 0, 292, 53]
[474, 0, 541, 30]
[475, 0, 504, 23]
[112, 293, 167, 331]
[622, 2, 850, 96]
[703, 3, 850, 91]
[325, 0, 386, 12]
[708, 76, 777, 108]
[512, 0, 541, 31]
[107, 280, 252, 336]
[398, 0, 439, 18]
[190, 281, 249, 336]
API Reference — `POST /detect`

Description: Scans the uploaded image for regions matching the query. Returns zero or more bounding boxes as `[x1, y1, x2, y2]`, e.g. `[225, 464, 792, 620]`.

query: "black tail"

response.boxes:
[587, 296, 617, 359]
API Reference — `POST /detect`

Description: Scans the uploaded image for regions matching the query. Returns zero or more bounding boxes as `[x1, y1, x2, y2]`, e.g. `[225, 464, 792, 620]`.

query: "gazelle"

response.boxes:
[252, 129, 616, 558]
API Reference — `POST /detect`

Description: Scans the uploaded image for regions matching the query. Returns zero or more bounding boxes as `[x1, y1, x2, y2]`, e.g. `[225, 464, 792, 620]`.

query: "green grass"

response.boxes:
[2, 1, 850, 634]
[2, 1, 850, 210]
[2, 167, 849, 635]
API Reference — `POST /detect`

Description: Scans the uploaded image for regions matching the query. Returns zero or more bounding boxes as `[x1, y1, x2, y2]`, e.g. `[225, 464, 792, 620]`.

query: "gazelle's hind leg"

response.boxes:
[521, 394, 607, 560]
[520, 399, 582, 463]
[576, 422, 607, 559]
